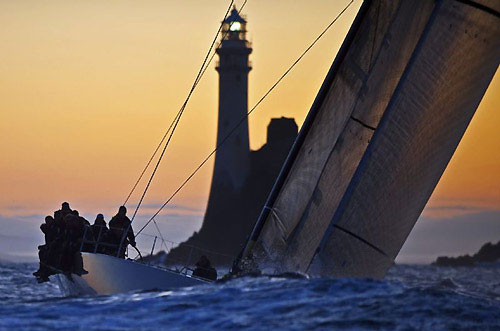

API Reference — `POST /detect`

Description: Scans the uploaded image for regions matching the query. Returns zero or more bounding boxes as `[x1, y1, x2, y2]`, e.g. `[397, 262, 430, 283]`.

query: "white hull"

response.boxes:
[55, 252, 207, 296]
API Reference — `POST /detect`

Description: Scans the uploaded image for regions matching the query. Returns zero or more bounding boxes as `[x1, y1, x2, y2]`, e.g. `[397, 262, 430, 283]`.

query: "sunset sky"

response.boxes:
[0, 0, 498, 262]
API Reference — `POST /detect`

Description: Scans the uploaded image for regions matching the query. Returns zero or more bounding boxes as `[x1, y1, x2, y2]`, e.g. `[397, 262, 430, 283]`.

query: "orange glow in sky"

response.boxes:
[0, 1, 498, 252]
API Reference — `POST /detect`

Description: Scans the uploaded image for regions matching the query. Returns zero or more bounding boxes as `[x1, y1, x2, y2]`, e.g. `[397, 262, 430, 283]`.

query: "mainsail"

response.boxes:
[239, 0, 500, 278]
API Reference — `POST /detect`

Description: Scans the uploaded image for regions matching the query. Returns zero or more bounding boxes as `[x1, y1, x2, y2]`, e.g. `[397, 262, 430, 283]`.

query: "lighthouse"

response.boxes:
[166, 10, 297, 264]
[211, 7, 252, 190]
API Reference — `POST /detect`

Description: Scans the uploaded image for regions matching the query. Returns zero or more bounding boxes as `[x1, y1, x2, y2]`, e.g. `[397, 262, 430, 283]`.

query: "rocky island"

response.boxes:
[432, 240, 500, 267]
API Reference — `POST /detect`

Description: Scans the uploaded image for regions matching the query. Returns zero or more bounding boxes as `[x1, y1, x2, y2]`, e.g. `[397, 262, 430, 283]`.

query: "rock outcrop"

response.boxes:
[432, 240, 500, 267]
[165, 117, 298, 266]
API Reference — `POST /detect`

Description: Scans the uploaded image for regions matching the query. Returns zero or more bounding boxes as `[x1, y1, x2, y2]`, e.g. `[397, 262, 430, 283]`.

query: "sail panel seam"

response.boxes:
[350, 116, 377, 130]
[453, 0, 500, 18]
[332, 224, 391, 259]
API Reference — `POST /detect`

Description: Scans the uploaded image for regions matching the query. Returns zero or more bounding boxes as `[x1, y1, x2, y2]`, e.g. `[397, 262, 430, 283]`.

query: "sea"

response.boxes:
[0, 262, 499, 330]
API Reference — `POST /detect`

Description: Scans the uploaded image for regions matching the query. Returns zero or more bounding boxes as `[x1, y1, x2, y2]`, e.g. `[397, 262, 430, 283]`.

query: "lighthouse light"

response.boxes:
[229, 21, 241, 32]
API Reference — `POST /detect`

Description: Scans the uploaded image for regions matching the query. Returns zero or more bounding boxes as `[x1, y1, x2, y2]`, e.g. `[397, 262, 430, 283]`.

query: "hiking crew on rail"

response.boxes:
[34, 202, 136, 283]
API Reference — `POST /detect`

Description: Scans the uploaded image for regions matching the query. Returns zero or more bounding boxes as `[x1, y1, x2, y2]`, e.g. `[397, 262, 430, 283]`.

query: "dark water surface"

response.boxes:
[0, 262, 499, 330]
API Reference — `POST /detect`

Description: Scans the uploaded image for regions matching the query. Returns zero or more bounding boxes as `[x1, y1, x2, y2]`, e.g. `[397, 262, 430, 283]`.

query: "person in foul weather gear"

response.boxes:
[71, 210, 93, 252]
[40, 216, 56, 245]
[91, 214, 111, 254]
[33, 216, 57, 282]
[59, 213, 80, 272]
[34, 203, 90, 282]
[192, 255, 217, 281]
[109, 206, 136, 258]
[51, 211, 87, 275]
[54, 202, 73, 222]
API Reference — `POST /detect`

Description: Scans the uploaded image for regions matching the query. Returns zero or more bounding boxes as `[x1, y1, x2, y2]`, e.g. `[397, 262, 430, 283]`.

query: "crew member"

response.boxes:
[91, 214, 111, 254]
[109, 206, 136, 258]
[33, 216, 57, 282]
[54, 202, 72, 221]
[192, 255, 217, 281]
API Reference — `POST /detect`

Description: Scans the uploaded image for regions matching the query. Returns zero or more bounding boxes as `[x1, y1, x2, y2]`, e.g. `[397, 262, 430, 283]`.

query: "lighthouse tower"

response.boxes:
[211, 8, 252, 190]
[169, 10, 296, 265]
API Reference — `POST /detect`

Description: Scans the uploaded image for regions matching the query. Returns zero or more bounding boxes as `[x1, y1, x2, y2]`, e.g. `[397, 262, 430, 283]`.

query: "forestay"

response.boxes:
[240, 0, 500, 278]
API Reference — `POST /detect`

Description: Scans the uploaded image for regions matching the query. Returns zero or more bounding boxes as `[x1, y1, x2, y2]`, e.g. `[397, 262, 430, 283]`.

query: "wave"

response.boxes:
[0, 263, 498, 330]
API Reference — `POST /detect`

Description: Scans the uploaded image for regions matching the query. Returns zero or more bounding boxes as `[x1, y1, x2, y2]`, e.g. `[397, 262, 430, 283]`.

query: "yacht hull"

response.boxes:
[55, 252, 207, 296]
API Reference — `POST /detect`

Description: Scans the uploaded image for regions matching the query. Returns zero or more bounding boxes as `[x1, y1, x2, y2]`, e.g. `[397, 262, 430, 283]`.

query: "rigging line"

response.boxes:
[152, 218, 167, 253]
[116, 0, 238, 254]
[194, 0, 249, 90]
[137, 0, 356, 236]
[123, 111, 180, 206]
[124, 1, 249, 251]
[122, 0, 235, 207]
[128, 0, 235, 220]
[122, 0, 248, 207]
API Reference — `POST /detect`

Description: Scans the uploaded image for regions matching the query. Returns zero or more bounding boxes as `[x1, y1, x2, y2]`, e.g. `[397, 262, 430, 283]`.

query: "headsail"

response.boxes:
[239, 0, 500, 278]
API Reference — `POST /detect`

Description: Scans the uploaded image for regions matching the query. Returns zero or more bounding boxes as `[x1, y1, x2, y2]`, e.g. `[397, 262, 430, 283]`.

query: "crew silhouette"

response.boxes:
[34, 203, 220, 283]
[109, 206, 136, 259]
[192, 255, 217, 281]
[34, 203, 136, 283]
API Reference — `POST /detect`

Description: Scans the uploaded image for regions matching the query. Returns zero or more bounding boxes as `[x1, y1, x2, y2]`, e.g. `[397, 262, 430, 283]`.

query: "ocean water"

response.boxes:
[0, 262, 499, 330]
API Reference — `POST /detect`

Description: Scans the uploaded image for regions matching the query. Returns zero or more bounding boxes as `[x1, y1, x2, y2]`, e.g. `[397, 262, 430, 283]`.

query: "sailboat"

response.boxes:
[55, 0, 499, 295]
